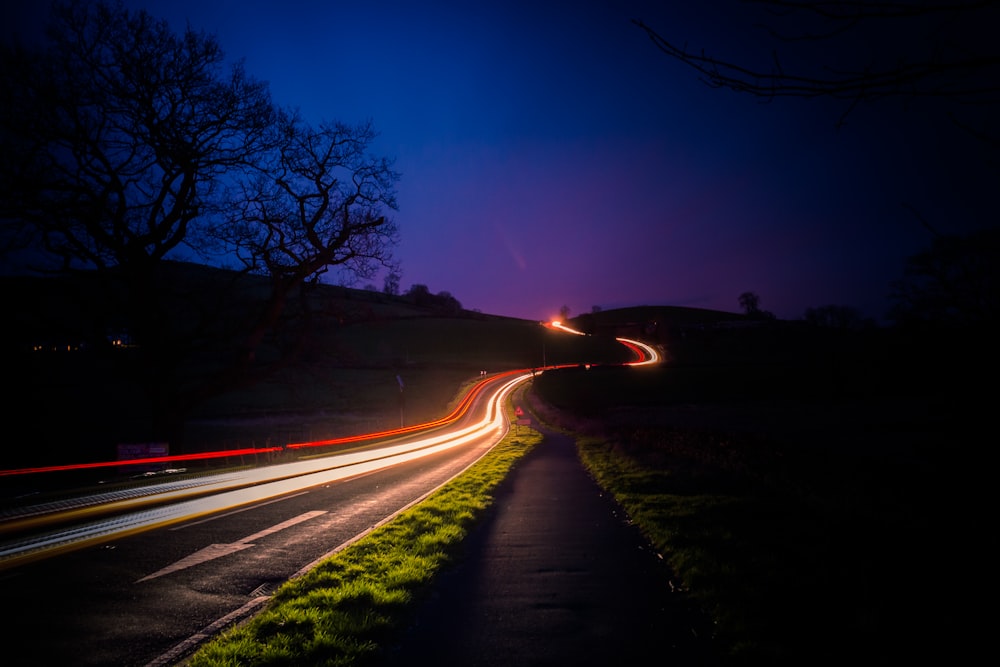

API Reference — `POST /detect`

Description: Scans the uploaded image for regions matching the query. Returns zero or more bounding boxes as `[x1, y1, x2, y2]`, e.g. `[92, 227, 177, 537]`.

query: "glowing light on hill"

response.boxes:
[549, 320, 586, 335]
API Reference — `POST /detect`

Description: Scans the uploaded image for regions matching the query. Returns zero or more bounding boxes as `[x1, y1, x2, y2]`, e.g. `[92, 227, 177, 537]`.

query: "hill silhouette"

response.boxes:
[9, 262, 747, 470]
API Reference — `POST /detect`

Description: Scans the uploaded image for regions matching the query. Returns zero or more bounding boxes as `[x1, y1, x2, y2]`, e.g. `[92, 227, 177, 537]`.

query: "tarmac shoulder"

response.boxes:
[375, 426, 720, 666]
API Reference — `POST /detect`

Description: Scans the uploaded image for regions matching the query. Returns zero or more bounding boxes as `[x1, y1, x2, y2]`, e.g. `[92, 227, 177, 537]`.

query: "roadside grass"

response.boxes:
[18, 291, 987, 663]
[185, 402, 543, 667]
[569, 431, 823, 663]
[528, 360, 972, 665]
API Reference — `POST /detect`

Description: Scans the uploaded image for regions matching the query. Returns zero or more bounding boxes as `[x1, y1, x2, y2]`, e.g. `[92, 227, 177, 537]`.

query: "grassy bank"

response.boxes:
[185, 400, 543, 666]
[527, 338, 987, 665]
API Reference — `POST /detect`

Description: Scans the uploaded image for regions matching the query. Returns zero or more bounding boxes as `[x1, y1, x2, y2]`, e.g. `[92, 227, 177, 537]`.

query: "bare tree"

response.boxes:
[214, 114, 398, 389]
[0, 1, 399, 449]
[634, 2, 1000, 126]
[637, 1, 998, 315]
[1, 1, 276, 270]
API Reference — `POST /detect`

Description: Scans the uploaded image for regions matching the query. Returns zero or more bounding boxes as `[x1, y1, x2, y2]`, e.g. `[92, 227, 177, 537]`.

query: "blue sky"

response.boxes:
[6, 1, 994, 322]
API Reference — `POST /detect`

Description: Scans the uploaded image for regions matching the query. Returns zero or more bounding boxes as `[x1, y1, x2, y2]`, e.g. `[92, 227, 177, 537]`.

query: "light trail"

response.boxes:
[546, 319, 660, 366]
[615, 336, 661, 365]
[0, 370, 524, 477]
[547, 320, 586, 335]
[1, 320, 660, 569]
[2, 326, 657, 480]
[286, 368, 522, 450]
[0, 373, 531, 570]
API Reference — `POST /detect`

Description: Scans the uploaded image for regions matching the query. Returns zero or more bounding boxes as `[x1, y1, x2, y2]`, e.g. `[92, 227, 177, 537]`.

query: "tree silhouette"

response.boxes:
[0, 1, 399, 450]
[889, 228, 1000, 327]
[403, 284, 462, 314]
[804, 304, 871, 330]
[637, 2, 997, 317]
[739, 291, 761, 315]
[739, 291, 775, 319]
[634, 2, 1000, 126]
[382, 269, 401, 296]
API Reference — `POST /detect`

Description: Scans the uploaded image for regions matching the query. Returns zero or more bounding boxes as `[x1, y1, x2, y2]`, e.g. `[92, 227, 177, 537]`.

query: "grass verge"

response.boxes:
[184, 399, 543, 667]
[526, 371, 975, 666]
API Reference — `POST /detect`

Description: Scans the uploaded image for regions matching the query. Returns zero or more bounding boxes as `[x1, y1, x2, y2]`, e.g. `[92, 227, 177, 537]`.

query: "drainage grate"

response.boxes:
[249, 582, 276, 598]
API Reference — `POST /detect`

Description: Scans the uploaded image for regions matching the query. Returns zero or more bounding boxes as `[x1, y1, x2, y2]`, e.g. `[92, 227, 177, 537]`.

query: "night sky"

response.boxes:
[5, 1, 995, 322]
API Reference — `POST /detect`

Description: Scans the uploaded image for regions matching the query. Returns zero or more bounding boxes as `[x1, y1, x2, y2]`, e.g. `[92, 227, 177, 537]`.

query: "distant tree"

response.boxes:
[889, 228, 1000, 327]
[739, 291, 761, 315]
[559, 305, 571, 321]
[804, 304, 871, 330]
[382, 269, 401, 296]
[435, 290, 462, 315]
[405, 283, 432, 306]
[739, 291, 775, 320]
[403, 284, 461, 314]
[0, 1, 399, 450]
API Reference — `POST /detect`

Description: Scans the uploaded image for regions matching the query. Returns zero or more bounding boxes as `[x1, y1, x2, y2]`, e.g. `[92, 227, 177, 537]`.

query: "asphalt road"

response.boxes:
[0, 374, 528, 667]
[373, 424, 720, 667]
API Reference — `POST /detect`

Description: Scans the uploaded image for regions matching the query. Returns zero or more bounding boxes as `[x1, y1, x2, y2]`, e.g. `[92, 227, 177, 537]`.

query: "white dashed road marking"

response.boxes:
[136, 510, 327, 582]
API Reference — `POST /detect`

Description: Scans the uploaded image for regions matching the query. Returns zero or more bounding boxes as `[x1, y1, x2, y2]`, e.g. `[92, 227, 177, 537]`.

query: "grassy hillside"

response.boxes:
[182, 313, 630, 454]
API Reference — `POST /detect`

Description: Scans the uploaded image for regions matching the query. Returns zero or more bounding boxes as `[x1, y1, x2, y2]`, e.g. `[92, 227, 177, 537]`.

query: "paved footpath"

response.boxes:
[374, 422, 722, 667]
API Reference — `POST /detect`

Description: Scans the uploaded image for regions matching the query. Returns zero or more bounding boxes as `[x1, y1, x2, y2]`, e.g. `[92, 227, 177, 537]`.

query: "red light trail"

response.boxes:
[0, 329, 657, 478]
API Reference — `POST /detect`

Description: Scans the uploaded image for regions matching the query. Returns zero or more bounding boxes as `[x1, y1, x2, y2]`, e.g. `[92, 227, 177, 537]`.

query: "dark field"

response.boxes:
[5, 289, 995, 661]
[5, 296, 629, 471]
[529, 319, 993, 664]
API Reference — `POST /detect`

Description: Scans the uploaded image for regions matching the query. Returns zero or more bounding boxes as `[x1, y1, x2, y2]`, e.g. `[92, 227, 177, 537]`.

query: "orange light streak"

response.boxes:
[2, 325, 659, 478]
[286, 369, 523, 449]
[0, 370, 526, 477]
[548, 320, 586, 335]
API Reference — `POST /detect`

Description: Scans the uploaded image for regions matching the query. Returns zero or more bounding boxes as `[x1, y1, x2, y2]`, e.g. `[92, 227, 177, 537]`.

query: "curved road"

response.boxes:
[0, 371, 531, 667]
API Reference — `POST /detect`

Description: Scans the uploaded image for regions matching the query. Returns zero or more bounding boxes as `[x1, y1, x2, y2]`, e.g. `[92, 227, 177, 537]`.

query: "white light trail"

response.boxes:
[546, 319, 660, 366]
[0, 373, 532, 569]
[616, 336, 661, 365]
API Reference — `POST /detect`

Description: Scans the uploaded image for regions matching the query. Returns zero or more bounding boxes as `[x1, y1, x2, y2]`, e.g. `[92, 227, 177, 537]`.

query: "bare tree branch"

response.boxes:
[634, 1, 1000, 112]
[0, 1, 400, 450]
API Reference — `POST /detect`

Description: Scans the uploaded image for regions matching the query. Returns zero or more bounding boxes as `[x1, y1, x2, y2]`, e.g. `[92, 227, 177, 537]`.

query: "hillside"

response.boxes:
[5, 263, 669, 468]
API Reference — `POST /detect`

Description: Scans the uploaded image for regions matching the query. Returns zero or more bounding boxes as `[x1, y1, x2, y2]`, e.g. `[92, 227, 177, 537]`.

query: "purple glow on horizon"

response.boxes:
[6, 1, 992, 323]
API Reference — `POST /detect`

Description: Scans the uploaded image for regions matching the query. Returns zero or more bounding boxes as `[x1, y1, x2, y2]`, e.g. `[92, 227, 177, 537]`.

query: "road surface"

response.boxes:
[0, 371, 530, 666]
